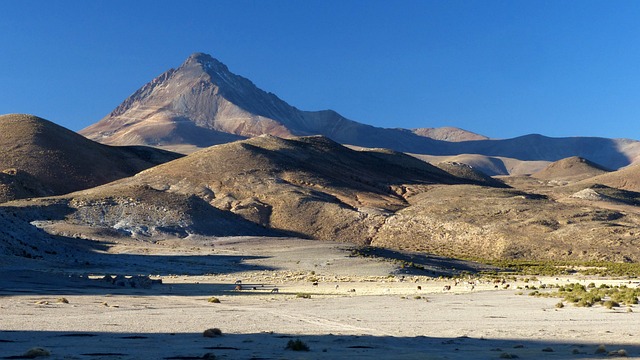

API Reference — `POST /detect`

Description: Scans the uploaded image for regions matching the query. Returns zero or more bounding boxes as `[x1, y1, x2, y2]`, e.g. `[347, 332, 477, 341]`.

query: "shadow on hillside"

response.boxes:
[1, 330, 637, 359]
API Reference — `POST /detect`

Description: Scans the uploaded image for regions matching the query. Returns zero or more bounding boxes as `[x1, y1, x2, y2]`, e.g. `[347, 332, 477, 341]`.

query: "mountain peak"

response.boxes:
[184, 52, 230, 73]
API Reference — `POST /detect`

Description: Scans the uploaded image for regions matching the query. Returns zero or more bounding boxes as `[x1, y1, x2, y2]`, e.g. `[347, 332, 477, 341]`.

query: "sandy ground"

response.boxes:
[1, 237, 639, 359]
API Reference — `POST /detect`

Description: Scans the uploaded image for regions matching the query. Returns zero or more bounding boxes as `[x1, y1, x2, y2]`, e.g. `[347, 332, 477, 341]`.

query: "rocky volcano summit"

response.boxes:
[81, 52, 387, 150]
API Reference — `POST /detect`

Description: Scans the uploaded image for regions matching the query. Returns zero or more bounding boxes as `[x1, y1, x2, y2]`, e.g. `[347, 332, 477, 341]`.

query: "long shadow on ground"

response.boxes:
[0, 330, 636, 359]
[0, 252, 278, 297]
[351, 246, 501, 276]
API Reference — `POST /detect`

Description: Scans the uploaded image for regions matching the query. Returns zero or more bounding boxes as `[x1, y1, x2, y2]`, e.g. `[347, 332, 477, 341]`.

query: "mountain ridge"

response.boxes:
[81, 52, 640, 170]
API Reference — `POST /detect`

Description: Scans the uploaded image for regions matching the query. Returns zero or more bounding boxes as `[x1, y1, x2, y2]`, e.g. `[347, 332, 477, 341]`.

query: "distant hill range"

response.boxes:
[81, 52, 640, 171]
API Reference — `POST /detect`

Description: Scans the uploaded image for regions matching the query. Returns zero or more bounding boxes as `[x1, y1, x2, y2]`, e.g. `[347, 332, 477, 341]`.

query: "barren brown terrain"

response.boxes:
[4, 132, 640, 266]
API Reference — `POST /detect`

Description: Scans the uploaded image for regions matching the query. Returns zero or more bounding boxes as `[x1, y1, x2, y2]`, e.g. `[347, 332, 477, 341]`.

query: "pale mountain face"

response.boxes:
[81, 53, 323, 146]
[412, 127, 489, 142]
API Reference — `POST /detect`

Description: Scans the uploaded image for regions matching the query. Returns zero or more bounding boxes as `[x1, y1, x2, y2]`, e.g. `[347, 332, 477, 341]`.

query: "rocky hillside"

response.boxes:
[0, 114, 182, 203]
[577, 163, 640, 192]
[532, 156, 611, 182]
[372, 184, 640, 262]
[7, 133, 640, 263]
[81, 53, 640, 170]
[8, 135, 500, 244]
[75, 135, 498, 242]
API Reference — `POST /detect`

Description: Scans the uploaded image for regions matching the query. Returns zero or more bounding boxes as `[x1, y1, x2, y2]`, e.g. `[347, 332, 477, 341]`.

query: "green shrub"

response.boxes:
[603, 300, 620, 309]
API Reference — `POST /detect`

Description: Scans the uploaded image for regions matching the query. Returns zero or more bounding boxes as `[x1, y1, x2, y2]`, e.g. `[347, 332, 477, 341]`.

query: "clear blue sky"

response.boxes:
[1, 0, 639, 140]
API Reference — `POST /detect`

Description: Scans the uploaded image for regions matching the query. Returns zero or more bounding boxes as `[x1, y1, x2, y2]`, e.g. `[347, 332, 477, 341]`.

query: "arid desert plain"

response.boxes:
[2, 236, 639, 360]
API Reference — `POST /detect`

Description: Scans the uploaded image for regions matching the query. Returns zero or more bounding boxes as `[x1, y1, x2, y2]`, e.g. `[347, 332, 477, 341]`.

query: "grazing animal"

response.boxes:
[270, 288, 279, 293]
[234, 284, 242, 291]
[335, 284, 339, 289]
[443, 285, 451, 291]
[348, 288, 356, 293]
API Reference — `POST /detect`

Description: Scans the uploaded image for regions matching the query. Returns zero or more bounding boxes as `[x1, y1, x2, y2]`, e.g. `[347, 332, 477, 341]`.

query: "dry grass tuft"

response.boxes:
[285, 339, 310, 351]
[595, 344, 607, 354]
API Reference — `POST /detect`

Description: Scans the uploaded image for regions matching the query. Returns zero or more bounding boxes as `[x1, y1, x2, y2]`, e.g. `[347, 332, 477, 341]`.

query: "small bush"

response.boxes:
[23, 347, 51, 358]
[207, 297, 221, 303]
[608, 349, 627, 357]
[203, 328, 222, 338]
[296, 293, 312, 299]
[286, 339, 310, 351]
[576, 298, 595, 307]
[57, 297, 69, 304]
[603, 300, 620, 309]
[555, 301, 564, 308]
[595, 344, 607, 354]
